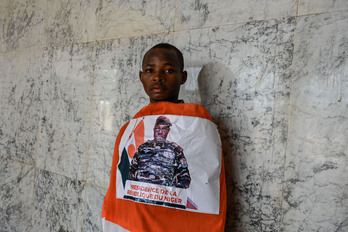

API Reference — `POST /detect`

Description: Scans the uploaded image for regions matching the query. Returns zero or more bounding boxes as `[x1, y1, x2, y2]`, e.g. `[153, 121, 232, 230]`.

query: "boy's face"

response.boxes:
[139, 48, 187, 103]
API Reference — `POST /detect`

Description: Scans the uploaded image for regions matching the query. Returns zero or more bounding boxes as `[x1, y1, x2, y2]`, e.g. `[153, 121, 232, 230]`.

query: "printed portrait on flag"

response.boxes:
[128, 116, 191, 189]
[116, 114, 222, 214]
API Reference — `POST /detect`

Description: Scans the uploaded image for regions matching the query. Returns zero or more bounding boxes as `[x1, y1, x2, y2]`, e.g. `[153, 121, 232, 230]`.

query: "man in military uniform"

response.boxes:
[128, 116, 191, 189]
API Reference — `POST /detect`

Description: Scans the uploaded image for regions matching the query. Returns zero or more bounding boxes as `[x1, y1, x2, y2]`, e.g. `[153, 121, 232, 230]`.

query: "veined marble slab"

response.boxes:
[0, 48, 45, 165]
[31, 169, 85, 231]
[175, 17, 295, 231]
[45, 0, 98, 47]
[96, 0, 175, 40]
[282, 12, 348, 232]
[37, 42, 95, 181]
[84, 184, 107, 232]
[298, 0, 348, 15]
[0, 159, 35, 232]
[0, 0, 9, 52]
[175, 0, 297, 30]
[1, 0, 46, 52]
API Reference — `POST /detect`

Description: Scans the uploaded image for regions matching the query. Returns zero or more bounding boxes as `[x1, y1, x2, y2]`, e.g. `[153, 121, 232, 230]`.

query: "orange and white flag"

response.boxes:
[103, 102, 226, 232]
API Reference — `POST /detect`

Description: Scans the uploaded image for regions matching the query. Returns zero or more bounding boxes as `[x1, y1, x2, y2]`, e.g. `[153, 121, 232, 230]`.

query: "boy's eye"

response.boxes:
[145, 69, 153, 73]
[165, 69, 174, 74]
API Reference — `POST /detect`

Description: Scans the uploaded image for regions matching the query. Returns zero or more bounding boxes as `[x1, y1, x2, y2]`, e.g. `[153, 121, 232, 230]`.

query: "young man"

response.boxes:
[102, 43, 226, 232]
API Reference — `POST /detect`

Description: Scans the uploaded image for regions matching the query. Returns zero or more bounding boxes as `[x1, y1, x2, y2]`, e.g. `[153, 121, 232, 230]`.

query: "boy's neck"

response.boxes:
[150, 99, 184, 104]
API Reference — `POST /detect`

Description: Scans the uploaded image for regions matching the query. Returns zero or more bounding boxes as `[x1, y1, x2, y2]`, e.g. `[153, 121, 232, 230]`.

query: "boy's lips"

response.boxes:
[151, 85, 166, 93]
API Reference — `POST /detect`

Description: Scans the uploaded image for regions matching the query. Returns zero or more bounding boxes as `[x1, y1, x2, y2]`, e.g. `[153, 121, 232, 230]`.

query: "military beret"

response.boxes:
[155, 116, 172, 127]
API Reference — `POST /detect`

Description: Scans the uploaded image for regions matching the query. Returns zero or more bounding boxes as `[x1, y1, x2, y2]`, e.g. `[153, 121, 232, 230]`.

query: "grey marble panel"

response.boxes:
[37, 42, 95, 180]
[0, 159, 35, 232]
[175, 17, 295, 231]
[88, 34, 171, 188]
[31, 169, 85, 232]
[179, 66, 203, 104]
[45, 0, 98, 47]
[0, 49, 46, 165]
[0, 0, 9, 52]
[1, 0, 46, 52]
[282, 12, 348, 232]
[298, 0, 348, 15]
[175, 0, 297, 30]
[96, 0, 175, 40]
[84, 184, 107, 232]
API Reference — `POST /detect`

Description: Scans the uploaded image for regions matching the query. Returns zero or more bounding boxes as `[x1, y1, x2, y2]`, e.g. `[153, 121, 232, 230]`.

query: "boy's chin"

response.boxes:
[149, 96, 178, 103]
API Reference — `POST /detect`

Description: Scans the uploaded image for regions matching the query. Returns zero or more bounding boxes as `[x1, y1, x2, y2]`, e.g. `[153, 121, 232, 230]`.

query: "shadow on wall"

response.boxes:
[198, 62, 240, 230]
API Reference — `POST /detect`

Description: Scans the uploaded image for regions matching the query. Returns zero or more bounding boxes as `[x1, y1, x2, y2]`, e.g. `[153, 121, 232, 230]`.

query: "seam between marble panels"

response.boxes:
[80, 43, 98, 230]
[29, 164, 37, 232]
[296, 0, 299, 17]
[84, 41, 97, 183]
[173, 15, 298, 33]
[296, 9, 348, 18]
[278, 13, 300, 231]
[173, 0, 179, 34]
[86, 181, 108, 191]
[29, 99, 42, 232]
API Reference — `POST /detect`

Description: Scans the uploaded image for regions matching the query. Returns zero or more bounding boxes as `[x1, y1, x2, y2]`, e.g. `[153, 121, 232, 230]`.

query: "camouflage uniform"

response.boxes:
[128, 140, 191, 189]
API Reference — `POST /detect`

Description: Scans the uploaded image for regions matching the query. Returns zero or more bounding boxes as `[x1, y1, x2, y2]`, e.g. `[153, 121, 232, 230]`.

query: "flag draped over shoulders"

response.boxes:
[102, 102, 226, 232]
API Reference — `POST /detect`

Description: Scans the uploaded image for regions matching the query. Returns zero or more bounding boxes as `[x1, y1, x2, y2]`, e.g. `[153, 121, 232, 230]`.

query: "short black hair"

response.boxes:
[142, 43, 184, 71]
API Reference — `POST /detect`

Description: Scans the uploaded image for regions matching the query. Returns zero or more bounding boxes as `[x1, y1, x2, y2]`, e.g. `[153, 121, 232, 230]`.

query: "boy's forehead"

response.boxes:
[143, 48, 179, 66]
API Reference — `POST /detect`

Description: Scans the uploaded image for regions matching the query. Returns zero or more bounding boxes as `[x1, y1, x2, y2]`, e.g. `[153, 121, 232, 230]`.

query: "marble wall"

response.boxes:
[0, 0, 347, 231]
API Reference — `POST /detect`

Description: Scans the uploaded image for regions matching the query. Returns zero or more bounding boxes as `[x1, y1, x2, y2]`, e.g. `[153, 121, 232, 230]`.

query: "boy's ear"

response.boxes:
[181, 71, 187, 85]
[139, 71, 144, 83]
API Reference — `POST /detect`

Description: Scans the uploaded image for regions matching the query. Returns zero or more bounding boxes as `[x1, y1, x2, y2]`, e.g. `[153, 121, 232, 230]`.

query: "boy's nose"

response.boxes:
[152, 71, 165, 82]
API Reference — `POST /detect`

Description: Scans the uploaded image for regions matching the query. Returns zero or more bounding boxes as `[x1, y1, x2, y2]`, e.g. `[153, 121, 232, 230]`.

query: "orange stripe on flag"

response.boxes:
[127, 119, 145, 159]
